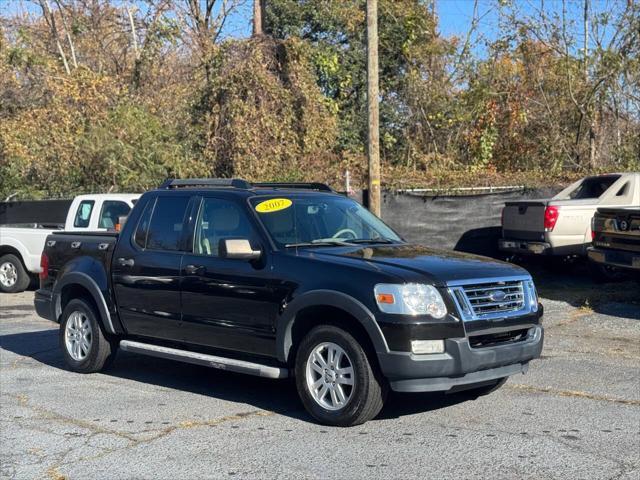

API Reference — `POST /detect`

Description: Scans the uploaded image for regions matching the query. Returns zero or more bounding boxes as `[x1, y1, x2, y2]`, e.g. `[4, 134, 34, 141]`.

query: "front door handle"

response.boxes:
[184, 264, 205, 275]
[116, 257, 135, 267]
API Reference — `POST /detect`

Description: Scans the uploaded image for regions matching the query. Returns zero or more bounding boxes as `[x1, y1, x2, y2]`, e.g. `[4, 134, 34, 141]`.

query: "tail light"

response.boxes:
[591, 217, 596, 241]
[544, 206, 560, 232]
[39, 252, 49, 281]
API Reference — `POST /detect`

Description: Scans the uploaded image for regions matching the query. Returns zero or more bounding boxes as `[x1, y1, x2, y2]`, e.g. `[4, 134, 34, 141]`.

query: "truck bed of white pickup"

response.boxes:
[500, 173, 640, 257]
[0, 194, 139, 293]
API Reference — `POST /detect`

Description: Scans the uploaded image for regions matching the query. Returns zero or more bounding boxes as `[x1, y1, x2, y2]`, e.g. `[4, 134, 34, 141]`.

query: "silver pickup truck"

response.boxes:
[499, 173, 640, 257]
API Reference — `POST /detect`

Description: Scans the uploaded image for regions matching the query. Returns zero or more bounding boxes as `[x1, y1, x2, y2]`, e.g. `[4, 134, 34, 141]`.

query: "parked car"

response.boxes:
[0, 194, 139, 293]
[588, 207, 640, 280]
[35, 179, 543, 427]
[499, 173, 640, 257]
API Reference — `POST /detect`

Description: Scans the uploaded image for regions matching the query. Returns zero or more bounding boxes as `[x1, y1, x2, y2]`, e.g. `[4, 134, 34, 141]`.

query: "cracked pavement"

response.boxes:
[1, 277, 639, 479]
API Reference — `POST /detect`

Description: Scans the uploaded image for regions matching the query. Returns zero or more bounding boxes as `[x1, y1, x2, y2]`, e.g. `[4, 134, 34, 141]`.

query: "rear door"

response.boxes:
[112, 194, 193, 341]
[180, 195, 280, 357]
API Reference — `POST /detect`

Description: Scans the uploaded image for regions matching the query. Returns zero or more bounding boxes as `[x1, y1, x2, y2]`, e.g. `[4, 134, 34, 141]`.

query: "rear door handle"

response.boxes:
[116, 257, 135, 267]
[184, 264, 205, 275]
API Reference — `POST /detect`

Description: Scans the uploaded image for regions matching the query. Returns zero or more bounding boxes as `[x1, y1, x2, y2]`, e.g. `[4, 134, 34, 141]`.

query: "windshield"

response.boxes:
[250, 195, 402, 248]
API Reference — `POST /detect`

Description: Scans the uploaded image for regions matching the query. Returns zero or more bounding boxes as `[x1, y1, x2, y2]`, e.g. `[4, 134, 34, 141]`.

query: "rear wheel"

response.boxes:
[59, 298, 117, 373]
[0, 254, 31, 294]
[295, 325, 386, 427]
[588, 262, 626, 283]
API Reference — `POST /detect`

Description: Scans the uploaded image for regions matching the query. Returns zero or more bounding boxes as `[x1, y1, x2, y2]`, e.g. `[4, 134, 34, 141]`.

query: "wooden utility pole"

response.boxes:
[366, 0, 381, 216]
[584, 0, 596, 168]
[253, 0, 264, 36]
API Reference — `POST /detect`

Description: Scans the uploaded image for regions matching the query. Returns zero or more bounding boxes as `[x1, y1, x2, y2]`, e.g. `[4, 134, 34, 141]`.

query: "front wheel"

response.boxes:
[295, 325, 386, 427]
[60, 298, 117, 373]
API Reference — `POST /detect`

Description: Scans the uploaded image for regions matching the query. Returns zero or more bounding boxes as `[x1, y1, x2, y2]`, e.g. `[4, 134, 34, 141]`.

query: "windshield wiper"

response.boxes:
[285, 239, 355, 248]
[349, 238, 395, 244]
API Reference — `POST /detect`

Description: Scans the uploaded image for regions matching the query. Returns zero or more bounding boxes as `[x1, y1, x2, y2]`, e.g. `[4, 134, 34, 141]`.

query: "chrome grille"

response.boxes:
[464, 281, 524, 315]
[447, 276, 537, 322]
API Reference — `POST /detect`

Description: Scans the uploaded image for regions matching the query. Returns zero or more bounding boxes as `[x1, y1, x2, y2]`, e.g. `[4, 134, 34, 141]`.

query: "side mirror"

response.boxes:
[220, 239, 261, 261]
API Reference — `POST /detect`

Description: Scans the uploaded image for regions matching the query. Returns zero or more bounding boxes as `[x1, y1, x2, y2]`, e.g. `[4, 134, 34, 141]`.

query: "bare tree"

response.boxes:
[37, 0, 71, 74]
[178, 0, 246, 81]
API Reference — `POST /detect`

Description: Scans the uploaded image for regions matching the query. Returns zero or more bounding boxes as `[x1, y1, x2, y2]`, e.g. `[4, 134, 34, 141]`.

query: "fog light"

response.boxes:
[411, 340, 445, 354]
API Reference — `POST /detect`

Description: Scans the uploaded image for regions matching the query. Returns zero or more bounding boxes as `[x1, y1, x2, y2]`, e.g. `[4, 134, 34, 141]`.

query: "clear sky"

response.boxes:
[1, 0, 626, 55]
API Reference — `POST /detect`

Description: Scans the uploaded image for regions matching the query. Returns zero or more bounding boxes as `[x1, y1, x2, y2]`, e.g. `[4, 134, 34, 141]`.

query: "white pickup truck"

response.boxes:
[499, 173, 640, 257]
[0, 194, 139, 293]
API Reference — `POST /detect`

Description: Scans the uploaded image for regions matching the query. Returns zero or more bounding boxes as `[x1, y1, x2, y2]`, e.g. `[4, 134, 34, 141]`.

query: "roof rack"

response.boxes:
[159, 178, 335, 192]
[160, 178, 252, 189]
[252, 182, 334, 192]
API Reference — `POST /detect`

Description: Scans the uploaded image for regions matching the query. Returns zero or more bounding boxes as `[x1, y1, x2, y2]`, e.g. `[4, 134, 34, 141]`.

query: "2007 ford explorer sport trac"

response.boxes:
[35, 179, 544, 426]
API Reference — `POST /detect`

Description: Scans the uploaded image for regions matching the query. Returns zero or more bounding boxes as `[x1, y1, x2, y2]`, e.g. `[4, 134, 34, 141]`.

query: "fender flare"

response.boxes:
[275, 290, 389, 363]
[53, 272, 116, 334]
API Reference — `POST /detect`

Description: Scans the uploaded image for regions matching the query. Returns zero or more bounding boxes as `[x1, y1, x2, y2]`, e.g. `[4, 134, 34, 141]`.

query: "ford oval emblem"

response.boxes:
[490, 290, 507, 302]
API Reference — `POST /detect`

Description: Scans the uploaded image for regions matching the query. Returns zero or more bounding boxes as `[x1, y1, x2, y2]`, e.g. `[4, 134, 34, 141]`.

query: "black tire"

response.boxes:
[588, 262, 626, 283]
[295, 325, 387, 427]
[0, 254, 31, 294]
[59, 298, 117, 373]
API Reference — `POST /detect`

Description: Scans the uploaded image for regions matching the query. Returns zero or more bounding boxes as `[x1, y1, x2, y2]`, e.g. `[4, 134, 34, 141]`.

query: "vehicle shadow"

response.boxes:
[513, 257, 640, 321]
[0, 329, 476, 424]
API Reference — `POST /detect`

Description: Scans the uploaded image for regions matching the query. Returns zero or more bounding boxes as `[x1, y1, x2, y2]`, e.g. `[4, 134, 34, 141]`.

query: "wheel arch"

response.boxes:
[53, 272, 117, 335]
[0, 245, 27, 267]
[276, 290, 388, 365]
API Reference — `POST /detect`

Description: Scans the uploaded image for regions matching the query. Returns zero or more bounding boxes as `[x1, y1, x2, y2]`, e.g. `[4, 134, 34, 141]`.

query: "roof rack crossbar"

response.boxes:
[160, 178, 251, 189]
[252, 182, 334, 192]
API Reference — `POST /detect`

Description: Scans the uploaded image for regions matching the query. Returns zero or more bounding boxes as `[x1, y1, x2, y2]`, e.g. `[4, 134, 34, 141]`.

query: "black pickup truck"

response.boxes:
[588, 207, 640, 279]
[35, 179, 544, 426]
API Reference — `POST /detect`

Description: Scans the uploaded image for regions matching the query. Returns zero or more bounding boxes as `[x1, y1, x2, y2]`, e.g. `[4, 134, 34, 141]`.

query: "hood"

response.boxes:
[311, 244, 528, 285]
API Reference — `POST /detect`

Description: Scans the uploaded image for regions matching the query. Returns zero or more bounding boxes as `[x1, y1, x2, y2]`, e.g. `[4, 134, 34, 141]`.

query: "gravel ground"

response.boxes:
[1, 271, 639, 479]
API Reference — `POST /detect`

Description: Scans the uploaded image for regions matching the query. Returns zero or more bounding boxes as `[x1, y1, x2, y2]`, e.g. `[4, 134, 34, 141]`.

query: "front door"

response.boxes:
[112, 194, 192, 341]
[180, 196, 280, 357]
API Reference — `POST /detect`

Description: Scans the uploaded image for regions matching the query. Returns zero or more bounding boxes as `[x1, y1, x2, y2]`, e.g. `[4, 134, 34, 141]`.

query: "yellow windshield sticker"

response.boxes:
[255, 198, 292, 213]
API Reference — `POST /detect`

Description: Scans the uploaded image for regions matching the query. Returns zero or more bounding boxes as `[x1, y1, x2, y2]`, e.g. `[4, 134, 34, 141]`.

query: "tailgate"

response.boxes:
[593, 209, 640, 254]
[502, 201, 547, 241]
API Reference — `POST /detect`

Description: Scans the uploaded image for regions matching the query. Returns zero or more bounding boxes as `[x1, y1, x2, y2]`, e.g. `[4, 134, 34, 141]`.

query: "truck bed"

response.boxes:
[45, 232, 119, 282]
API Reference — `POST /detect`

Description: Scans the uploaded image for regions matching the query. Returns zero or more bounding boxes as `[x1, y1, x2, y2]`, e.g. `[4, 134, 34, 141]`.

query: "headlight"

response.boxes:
[525, 280, 539, 312]
[374, 283, 447, 318]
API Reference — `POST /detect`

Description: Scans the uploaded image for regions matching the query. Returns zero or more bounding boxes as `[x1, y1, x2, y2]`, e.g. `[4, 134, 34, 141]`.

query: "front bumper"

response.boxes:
[588, 247, 640, 271]
[377, 325, 544, 393]
[499, 239, 551, 255]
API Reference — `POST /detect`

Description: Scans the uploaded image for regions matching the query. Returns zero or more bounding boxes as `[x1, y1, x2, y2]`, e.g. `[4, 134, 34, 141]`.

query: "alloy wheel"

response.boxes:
[0, 262, 18, 288]
[305, 342, 355, 411]
[65, 311, 93, 361]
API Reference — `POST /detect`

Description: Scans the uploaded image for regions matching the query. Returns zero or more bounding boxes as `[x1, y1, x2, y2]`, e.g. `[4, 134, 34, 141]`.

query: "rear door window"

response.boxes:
[98, 201, 131, 229]
[73, 200, 94, 228]
[145, 196, 190, 251]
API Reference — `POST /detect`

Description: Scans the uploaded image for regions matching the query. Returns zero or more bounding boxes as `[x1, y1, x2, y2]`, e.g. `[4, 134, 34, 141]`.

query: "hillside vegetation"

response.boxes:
[1, 1, 638, 198]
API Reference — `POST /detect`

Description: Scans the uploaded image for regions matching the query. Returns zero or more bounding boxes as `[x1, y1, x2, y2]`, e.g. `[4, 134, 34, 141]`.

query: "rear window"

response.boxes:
[73, 200, 94, 228]
[569, 176, 620, 199]
[145, 196, 190, 251]
[98, 201, 131, 229]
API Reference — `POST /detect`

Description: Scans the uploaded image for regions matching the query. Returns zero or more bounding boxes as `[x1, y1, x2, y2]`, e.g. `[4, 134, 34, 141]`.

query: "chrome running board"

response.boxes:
[119, 340, 288, 379]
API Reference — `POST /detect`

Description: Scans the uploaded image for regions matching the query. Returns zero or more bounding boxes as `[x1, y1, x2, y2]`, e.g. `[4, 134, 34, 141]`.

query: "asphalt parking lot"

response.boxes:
[1, 267, 639, 479]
